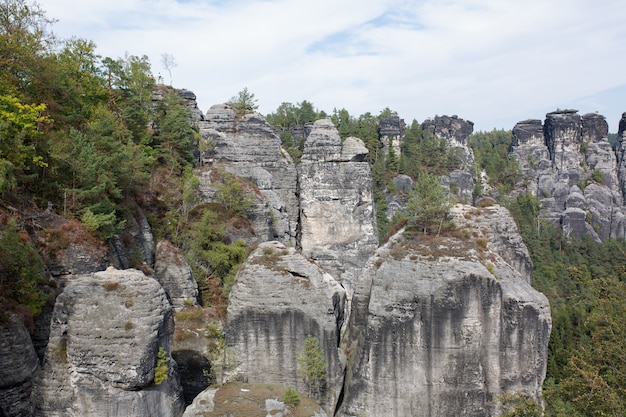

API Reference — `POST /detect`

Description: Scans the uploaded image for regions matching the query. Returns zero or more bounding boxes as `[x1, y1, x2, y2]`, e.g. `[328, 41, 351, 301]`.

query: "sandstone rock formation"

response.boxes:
[0, 314, 40, 417]
[422, 115, 476, 202]
[197, 105, 299, 244]
[226, 241, 346, 414]
[337, 204, 551, 417]
[377, 115, 405, 157]
[32, 268, 184, 417]
[154, 240, 199, 310]
[511, 110, 625, 241]
[298, 119, 378, 282]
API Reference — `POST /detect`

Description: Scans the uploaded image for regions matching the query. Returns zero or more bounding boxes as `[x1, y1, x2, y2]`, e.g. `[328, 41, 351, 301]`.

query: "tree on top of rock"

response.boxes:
[228, 87, 258, 116]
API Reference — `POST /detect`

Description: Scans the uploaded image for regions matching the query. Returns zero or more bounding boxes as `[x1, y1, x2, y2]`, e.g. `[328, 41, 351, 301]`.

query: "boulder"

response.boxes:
[32, 268, 184, 417]
[226, 242, 346, 414]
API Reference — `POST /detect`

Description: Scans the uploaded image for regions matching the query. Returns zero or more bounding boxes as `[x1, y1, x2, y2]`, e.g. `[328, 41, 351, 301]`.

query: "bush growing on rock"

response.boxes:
[154, 347, 170, 385]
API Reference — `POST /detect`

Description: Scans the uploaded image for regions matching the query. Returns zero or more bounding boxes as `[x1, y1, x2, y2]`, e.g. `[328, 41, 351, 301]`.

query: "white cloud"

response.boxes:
[45, 0, 626, 131]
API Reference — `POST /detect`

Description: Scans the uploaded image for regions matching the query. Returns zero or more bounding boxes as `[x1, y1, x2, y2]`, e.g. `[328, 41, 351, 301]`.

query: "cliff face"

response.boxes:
[226, 241, 346, 413]
[511, 110, 625, 241]
[17, 90, 554, 417]
[298, 120, 379, 283]
[197, 104, 299, 244]
[0, 314, 40, 417]
[338, 205, 551, 417]
[422, 115, 476, 202]
[32, 268, 184, 417]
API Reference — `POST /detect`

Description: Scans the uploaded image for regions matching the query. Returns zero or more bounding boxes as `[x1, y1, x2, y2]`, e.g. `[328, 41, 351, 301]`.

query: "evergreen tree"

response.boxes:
[405, 172, 451, 235]
[297, 335, 327, 399]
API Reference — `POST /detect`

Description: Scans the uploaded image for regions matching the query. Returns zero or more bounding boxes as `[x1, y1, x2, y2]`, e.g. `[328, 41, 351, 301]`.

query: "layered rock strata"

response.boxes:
[0, 314, 40, 417]
[337, 204, 551, 417]
[298, 119, 378, 283]
[197, 105, 299, 244]
[32, 268, 184, 417]
[511, 110, 625, 241]
[422, 115, 476, 202]
[226, 241, 346, 414]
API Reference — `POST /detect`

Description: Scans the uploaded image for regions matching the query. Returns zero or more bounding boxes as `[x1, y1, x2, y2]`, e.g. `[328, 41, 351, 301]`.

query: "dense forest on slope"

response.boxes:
[1, 1, 625, 416]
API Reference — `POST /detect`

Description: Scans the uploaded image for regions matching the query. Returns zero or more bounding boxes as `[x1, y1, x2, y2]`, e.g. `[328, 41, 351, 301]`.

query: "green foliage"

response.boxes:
[399, 120, 461, 178]
[154, 346, 170, 385]
[498, 392, 543, 417]
[0, 94, 51, 193]
[297, 335, 327, 399]
[405, 172, 451, 235]
[508, 193, 626, 416]
[282, 387, 301, 408]
[470, 129, 520, 194]
[228, 87, 258, 115]
[187, 209, 247, 297]
[0, 0, 55, 96]
[0, 218, 48, 316]
[205, 322, 236, 387]
[215, 172, 255, 218]
[152, 90, 197, 173]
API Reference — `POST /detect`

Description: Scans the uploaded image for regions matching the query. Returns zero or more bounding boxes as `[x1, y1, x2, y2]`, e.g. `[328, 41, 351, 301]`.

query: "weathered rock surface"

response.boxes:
[298, 119, 378, 282]
[197, 105, 299, 244]
[337, 204, 551, 417]
[154, 240, 199, 310]
[511, 110, 625, 241]
[226, 241, 346, 414]
[422, 115, 476, 202]
[377, 115, 405, 157]
[32, 268, 184, 417]
[0, 314, 39, 417]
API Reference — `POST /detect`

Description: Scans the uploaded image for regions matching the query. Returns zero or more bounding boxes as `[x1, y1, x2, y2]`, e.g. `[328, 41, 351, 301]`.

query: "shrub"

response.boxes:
[282, 387, 301, 408]
[154, 347, 170, 385]
[0, 219, 48, 316]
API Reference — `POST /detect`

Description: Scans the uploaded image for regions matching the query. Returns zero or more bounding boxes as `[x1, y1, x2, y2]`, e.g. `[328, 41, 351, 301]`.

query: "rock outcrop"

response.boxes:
[511, 110, 625, 241]
[422, 115, 476, 202]
[197, 105, 299, 244]
[32, 268, 184, 417]
[226, 241, 346, 414]
[298, 119, 378, 282]
[154, 240, 199, 310]
[377, 115, 405, 157]
[337, 204, 551, 417]
[0, 314, 39, 417]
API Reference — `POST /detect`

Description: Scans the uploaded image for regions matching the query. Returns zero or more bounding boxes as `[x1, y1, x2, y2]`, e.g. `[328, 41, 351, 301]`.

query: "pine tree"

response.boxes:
[297, 335, 327, 399]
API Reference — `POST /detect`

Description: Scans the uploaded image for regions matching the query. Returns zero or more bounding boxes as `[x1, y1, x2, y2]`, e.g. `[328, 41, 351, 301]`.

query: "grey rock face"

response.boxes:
[422, 115, 476, 202]
[154, 240, 199, 310]
[32, 268, 184, 417]
[511, 110, 625, 241]
[299, 119, 379, 282]
[109, 206, 156, 270]
[226, 242, 346, 414]
[197, 105, 299, 244]
[0, 314, 39, 417]
[377, 116, 405, 157]
[337, 204, 551, 417]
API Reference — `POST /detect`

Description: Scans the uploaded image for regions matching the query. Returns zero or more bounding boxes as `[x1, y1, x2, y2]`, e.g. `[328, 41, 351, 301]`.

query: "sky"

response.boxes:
[43, 0, 626, 132]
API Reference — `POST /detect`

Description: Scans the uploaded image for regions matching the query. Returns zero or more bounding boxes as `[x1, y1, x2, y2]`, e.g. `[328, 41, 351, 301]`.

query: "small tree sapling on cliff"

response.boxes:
[297, 335, 327, 399]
